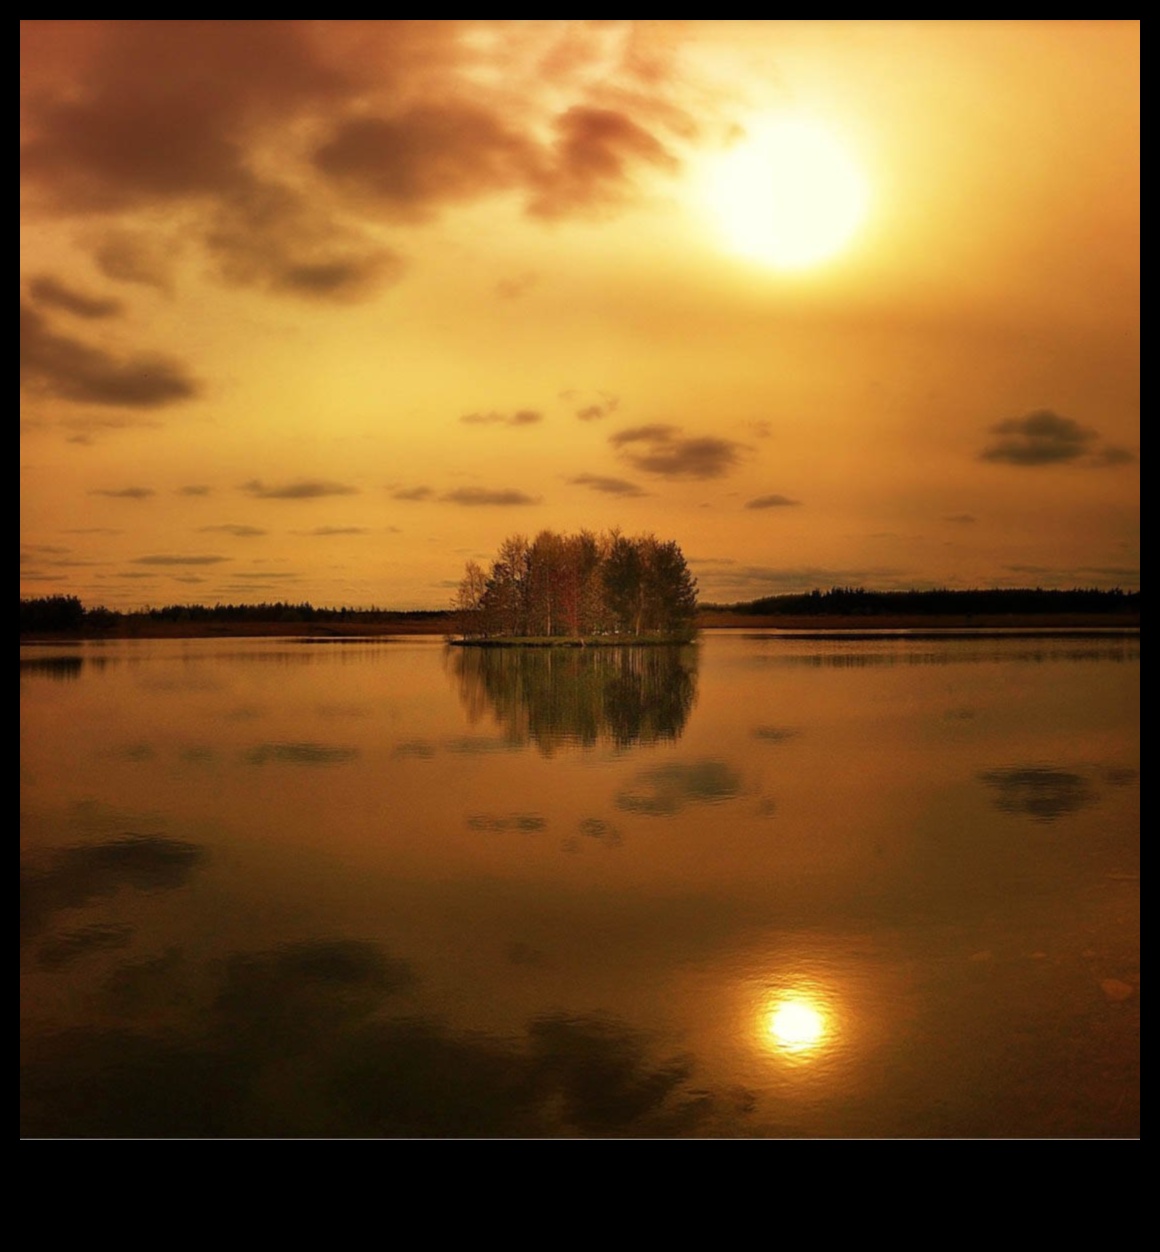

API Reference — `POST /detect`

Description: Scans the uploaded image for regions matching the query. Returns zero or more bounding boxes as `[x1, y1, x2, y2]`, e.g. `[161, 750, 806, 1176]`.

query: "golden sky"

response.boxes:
[20, 20, 1140, 610]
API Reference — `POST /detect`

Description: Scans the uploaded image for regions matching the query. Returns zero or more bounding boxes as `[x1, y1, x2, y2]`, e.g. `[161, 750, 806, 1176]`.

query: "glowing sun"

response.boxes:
[702, 118, 870, 270]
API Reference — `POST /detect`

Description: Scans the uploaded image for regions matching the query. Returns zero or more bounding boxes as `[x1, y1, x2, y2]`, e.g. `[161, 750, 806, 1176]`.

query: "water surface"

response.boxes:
[20, 631, 1139, 1137]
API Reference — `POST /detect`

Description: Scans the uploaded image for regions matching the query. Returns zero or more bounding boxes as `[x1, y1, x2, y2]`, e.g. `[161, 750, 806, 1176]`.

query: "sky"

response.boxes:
[20, 20, 1140, 610]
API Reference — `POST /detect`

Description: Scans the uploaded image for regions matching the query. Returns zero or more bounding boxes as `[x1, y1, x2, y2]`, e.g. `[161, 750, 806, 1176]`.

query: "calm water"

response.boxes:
[20, 630, 1140, 1138]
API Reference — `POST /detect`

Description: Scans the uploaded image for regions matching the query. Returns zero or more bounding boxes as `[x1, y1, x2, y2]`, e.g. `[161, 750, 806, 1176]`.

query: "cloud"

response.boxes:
[567, 473, 648, 497]
[440, 487, 541, 506]
[300, 526, 370, 536]
[20, 304, 200, 408]
[132, 554, 231, 566]
[178, 485, 211, 496]
[22, 21, 696, 300]
[315, 103, 538, 219]
[198, 524, 267, 537]
[573, 392, 620, 422]
[241, 478, 359, 499]
[460, 409, 543, 426]
[744, 494, 801, 509]
[525, 105, 678, 219]
[93, 230, 177, 292]
[390, 486, 433, 501]
[609, 423, 745, 479]
[979, 410, 1133, 467]
[943, 513, 977, 524]
[27, 274, 122, 319]
[89, 487, 155, 499]
[59, 413, 162, 444]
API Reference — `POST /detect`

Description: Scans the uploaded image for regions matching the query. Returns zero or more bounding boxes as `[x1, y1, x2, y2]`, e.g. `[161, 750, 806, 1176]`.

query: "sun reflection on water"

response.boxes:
[764, 990, 833, 1058]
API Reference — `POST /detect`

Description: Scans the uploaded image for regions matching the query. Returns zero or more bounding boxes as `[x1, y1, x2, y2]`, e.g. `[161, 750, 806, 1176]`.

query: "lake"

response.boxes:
[19, 630, 1140, 1138]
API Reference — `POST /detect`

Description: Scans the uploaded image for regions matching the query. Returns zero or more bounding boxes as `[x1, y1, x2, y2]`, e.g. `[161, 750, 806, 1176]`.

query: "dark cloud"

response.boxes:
[301, 526, 370, 536]
[132, 554, 231, 566]
[315, 104, 538, 219]
[440, 487, 541, 506]
[20, 304, 200, 408]
[89, 487, 155, 499]
[526, 105, 678, 219]
[202, 181, 405, 301]
[944, 513, 977, 524]
[27, 274, 122, 319]
[21, 20, 344, 209]
[979, 410, 1133, 467]
[391, 486, 433, 501]
[178, 485, 211, 496]
[241, 479, 359, 499]
[567, 473, 648, 497]
[23, 22, 694, 301]
[460, 409, 543, 427]
[609, 423, 678, 446]
[610, 423, 745, 479]
[198, 524, 267, 537]
[744, 494, 801, 510]
[93, 230, 177, 292]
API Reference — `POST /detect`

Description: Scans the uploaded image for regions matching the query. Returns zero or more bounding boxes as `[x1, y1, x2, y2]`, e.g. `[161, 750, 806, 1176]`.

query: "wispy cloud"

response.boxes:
[567, 473, 647, 497]
[89, 487, 154, 499]
[744, 493, 801, 510]
[241, 478, 358, 499]
[460, 409, 543, 427]
[440, 487, 541, 507]
[197, 524, 267, 537]
[390, 485, 433, 501]
[298, 526, 370, 536]
[132, 554, 231, 566]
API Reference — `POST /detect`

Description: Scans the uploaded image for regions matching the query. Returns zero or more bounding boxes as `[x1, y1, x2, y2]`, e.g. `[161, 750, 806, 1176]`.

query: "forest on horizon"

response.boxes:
[20, 584, 1140, 635]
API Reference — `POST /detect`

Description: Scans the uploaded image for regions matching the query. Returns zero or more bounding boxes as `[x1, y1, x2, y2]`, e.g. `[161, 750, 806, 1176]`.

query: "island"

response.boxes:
[448, 530, 698, 645]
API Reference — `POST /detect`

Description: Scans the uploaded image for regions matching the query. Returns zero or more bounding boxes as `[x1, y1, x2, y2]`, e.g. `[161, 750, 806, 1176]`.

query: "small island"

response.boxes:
[450, 530, 698, 645]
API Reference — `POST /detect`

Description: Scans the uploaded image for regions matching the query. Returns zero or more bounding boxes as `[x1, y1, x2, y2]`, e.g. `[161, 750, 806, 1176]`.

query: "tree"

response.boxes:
[451, 530, 698, 641]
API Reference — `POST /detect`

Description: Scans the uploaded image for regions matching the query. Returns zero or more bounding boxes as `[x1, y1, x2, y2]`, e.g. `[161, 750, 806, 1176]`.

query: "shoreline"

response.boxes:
[19, 611, 1139, 644]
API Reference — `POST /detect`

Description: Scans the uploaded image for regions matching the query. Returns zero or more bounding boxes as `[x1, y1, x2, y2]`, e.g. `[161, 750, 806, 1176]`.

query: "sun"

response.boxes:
[700, 118, 870, 271]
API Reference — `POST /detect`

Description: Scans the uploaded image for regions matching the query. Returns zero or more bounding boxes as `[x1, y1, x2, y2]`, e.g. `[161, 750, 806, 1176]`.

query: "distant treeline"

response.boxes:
[19, 595, 446, 633]
[706, 586, 1140, 617]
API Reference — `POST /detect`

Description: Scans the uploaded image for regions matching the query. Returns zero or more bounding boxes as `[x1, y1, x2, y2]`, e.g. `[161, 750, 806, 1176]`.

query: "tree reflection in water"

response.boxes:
[449, 644, 699, 752]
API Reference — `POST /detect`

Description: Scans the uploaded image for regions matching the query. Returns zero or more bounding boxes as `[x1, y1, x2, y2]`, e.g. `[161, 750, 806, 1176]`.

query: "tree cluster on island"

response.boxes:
[452, 530, 699, 643]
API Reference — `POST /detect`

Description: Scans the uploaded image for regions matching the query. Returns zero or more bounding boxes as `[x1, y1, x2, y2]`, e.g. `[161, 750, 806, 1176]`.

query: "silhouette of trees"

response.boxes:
[454, 530, 698, 641]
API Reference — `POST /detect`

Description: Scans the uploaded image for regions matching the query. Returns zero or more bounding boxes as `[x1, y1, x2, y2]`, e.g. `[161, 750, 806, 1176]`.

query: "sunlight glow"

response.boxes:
[767, 997, 828, 1053]
[701, 118, 869, 270]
